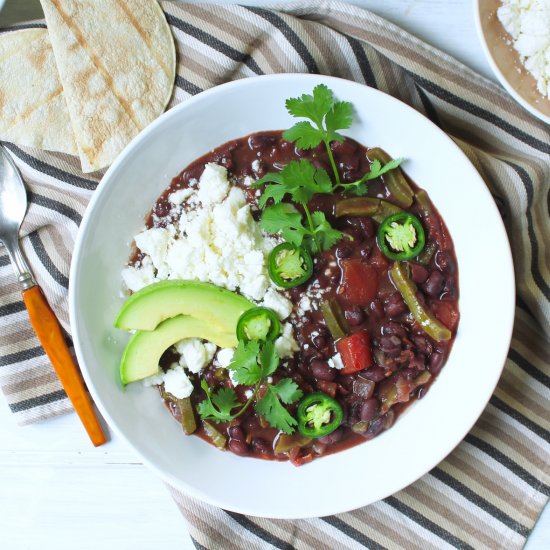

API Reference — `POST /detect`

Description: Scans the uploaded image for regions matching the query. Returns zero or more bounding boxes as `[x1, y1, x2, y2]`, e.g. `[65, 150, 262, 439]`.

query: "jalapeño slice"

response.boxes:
[377, 212, 425, 261]
[297, 392, 343, 438]
[268, 242, 313, 288]
[236, 307, 280, 342]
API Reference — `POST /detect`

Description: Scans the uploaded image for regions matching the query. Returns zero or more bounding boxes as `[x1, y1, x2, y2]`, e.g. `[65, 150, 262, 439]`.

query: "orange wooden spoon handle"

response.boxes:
[22, 286, 107, 447]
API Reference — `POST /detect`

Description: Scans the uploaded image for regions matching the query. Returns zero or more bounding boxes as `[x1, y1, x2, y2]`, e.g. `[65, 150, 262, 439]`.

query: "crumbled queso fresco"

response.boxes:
[498, 0, 550, 98]
[123, 163, 302, 399]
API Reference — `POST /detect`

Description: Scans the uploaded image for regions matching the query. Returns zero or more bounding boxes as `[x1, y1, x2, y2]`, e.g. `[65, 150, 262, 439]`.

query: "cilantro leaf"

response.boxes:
[311, 211, 345, 251]
[228, 340, 262, 385]
[325, 100, 353, 141]
[285, 84, 334, 128]
[259, 340, 279, 377]
[260, 203, 308, 248]
[197, 380, 240, 422]
[363, 157, 404, 181]
[257, 161, 333, 208]
[271, 378, 303, 405]
[336, 158, 405, 195]
[283, 121, 324, 150]
[255, 383, 299, 434]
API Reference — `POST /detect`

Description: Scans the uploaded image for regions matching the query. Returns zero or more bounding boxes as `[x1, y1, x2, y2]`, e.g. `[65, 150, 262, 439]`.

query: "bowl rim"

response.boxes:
[69, 73, 515, 518]
[473, 0, 550, 125]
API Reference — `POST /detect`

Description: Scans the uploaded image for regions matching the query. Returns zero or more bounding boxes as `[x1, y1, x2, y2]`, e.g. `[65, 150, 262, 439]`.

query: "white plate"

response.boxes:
[474, 0, 550, 124]
[69, 74, 515, 518]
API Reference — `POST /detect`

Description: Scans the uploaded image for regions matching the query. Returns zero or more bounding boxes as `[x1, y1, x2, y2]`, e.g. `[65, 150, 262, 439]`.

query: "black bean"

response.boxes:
[317, 427, 345, 445]
[344, 306, 366, 326]
[228, 439, 249, 456]
[428, 352, 444, 374]
[384, 293, 407, 318]
[361, 366, 386, 382]
[335, 242, 353, 259]
[228, 426, 245, 442]
[422, 270, 445, 297]
[412, 335, 433, 355]
[410, 263, 429, 284]
[331, 140, 357, 155]
[360, 398, 379, 421]
[368, 299, 384, 319]
[251, 438, 272, 455]
[311, 359, 336, 381]
[382, 321, 408, 339]
[358, 241, 373, 259]
[248, 134, 276, 150]
[408, 354, 426, 370]
[339, 157, 359, 173]
[435, 250, 456, 275]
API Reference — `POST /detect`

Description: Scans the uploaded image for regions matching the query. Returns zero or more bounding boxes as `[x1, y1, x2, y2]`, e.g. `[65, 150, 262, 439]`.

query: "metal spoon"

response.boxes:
[0, 144, 106, 446]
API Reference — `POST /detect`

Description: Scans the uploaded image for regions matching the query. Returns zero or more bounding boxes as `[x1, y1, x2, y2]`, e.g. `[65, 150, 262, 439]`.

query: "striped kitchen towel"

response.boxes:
[0, 1, 548, 549]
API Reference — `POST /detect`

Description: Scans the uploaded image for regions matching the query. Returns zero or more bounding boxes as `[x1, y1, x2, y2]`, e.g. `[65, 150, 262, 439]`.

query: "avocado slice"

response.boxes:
[120, 314, 235, 385]
[115, 280, 254, 332]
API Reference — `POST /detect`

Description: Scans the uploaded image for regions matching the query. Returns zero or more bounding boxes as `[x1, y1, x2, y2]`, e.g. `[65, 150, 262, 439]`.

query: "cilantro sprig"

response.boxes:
[256, 161, 343, 253]
[197, 339, 303, 434]
[283, 84, 353, 186]
[254, 85, 404, 255]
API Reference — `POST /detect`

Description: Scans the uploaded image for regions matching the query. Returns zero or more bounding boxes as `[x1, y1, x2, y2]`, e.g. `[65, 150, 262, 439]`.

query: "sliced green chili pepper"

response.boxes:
[202, 420, 227, 449]
[297, 392, 344, 438]
[334, 197, 402, 224]
[178, 397, 197, 435]
[414, 190, 433, 216]
[268, 242, 313, 288]
[274, 433, 312, 454]
[389, 262, 452, 342]
[320, 299, 349, 340]
[236, 307, 280, 342]
[416, 240, 437, 265]
[377, 212, 425, 261]
[367, 148, 414, 207]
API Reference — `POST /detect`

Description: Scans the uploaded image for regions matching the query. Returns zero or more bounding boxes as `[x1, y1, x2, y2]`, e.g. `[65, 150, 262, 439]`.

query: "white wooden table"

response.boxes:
[0, 1, 548, 549]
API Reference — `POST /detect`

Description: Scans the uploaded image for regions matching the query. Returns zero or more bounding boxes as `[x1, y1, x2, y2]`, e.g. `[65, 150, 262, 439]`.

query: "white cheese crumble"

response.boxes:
[261, 287, 293, 320]
[215, 348, 235, 368]
[498, 0, 550, 97]
[175, 338, 216, 374]
[163, 365, 194, 399]
[169, 188, 194, 205]
[275, 322, 300, 359]
[142, 363, 194, 399]
[328, 353, 345, 370]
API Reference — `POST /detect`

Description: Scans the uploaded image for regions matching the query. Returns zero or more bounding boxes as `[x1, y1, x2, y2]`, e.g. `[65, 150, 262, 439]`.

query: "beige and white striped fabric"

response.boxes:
[0, 2, 548, 548]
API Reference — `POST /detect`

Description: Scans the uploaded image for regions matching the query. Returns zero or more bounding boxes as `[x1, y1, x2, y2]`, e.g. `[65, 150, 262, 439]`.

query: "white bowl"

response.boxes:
[69, 74, 515, 518]
[474, 0, 550, 124]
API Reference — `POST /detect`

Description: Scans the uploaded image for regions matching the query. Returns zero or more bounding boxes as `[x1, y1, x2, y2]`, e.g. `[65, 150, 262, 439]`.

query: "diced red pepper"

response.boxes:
[336, 329, 373, 374]
[338, 259, 379, 306]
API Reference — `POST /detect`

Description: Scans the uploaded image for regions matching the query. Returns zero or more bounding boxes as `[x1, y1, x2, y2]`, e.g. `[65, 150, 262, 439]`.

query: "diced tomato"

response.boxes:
[431, 301, 459, 331]
[335, 329, 373, 374]
[338, 259, 379, 306]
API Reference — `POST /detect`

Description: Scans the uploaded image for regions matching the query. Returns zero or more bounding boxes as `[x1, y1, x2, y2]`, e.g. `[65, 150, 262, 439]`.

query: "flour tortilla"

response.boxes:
[40, 0, 176, 173]
[0, 29, 77, 154]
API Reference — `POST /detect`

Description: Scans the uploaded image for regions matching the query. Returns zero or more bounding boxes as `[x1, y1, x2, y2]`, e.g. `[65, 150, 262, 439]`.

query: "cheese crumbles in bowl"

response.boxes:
[70, 74, 514, 516]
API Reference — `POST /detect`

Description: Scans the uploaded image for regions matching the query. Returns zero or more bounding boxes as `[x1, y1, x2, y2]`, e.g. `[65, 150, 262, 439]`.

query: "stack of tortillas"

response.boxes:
[0, 0, 175, 173]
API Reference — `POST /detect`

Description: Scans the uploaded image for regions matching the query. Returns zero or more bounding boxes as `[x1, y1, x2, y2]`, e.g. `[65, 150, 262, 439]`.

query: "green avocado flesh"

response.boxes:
[114, 280, 254, 332]
[120, 314, 235, 385]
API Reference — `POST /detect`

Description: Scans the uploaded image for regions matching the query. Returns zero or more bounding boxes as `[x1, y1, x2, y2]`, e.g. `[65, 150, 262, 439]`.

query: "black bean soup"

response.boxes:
[143, 131, 459, 466]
